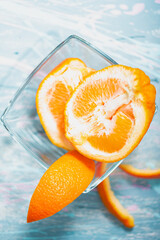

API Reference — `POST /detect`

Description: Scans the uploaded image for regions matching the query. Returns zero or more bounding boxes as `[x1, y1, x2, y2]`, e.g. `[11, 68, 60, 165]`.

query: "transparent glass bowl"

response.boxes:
[0, 35, 125, 193]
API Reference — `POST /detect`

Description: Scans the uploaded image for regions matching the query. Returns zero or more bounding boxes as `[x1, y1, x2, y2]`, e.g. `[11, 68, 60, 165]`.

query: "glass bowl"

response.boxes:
[1, 35, 126, 193]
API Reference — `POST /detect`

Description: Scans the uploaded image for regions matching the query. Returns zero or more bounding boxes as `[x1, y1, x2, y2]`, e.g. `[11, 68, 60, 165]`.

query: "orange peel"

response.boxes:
[119, 164, 160, 179]
[27, 150, 95, 223]
[97, 163, 134, 228]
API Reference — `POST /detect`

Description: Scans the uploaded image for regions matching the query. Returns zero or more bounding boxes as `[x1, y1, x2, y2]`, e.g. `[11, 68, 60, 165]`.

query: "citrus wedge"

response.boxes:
[27, 150, 95, 223]
[36, 58, 94, 150]
[65, 65, 156, 162]
[97, 163, 134, 228]
[119, 164, 160, 179]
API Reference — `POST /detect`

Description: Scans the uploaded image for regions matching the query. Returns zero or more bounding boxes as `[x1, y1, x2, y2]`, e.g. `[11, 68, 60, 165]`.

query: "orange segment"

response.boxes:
[97, 163, 134, 228]
[73, 78, 125, 118]
[119, 164, 160, 179]
[27, 150, 95, 223]
[36, 58, 95, 150]
[65, 65, 156, 162]
[88, 112, 133, 153]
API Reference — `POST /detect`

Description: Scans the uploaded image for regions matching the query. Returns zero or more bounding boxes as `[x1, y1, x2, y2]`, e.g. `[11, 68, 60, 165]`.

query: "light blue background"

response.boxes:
[0, 1, 160, 239]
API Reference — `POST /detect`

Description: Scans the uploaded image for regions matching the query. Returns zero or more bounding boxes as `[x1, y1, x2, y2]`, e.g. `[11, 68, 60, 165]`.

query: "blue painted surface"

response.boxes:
[0, 0, 160, 239]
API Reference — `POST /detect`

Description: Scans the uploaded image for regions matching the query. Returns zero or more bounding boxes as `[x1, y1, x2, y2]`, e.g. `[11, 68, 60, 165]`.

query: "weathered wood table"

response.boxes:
[0, 1, 160, 239]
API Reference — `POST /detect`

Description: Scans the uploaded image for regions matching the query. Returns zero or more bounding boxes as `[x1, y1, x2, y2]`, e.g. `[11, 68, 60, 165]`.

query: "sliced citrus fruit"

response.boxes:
[27, 150, 95, 223]
[97, 163, 134, 228]
[119, 164, 160, 179]
[65, 65, 156, 162]
[36, 58, 94, 150]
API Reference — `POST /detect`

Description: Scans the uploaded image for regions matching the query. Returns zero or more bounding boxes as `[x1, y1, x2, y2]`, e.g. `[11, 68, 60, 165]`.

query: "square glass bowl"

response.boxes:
[0, 35, 123, 193]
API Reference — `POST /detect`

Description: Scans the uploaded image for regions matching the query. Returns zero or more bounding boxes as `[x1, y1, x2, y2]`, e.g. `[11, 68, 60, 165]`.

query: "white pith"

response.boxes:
[37, 61, 92, 150]
[65, 67, 147, 161]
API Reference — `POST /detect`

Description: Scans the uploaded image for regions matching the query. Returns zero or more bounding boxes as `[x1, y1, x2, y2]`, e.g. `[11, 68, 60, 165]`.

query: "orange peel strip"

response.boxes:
[97, 163, 134, 228]
[119, 164, 160, 179]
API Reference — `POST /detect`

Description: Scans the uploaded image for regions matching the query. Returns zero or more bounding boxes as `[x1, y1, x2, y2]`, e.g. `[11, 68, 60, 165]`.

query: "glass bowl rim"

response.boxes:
[1, 34, 118, 123]
[0, 34, 121, 192]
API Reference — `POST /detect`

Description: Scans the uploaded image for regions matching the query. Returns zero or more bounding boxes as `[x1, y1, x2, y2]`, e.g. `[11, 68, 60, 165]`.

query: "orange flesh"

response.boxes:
[65, 65, 156, 162]
[88, 112, 133, 153]
[73, 78, 135, 152]
[36, 58, 95, 150]
[47, 81, 71, 136]
[73, 78, 125, 117]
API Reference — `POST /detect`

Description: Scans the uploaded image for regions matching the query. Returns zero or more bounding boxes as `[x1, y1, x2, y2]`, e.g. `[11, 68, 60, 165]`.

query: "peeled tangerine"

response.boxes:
[65, 65, 156, 163]
[36, 58, 94, 150]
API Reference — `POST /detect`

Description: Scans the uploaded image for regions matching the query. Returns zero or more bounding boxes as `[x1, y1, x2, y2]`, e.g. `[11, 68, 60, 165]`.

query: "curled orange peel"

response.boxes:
[119, 164, 160, 179]
[97, 163, 134, 228]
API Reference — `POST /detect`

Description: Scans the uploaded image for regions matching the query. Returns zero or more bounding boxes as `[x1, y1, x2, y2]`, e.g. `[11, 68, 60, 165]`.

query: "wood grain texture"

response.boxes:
[0, 0, 160, 239]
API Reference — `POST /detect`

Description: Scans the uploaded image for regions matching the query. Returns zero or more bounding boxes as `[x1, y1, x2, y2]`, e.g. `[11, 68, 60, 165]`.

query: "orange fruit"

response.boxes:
[27, 150, 95, 223]
[97, 163, 134, 228]
[119, 164, 160, 179]
[36, 58, 94, 150]
[65, 65, 156, 162]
